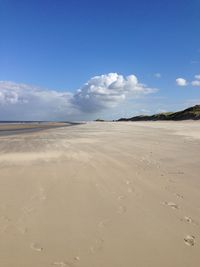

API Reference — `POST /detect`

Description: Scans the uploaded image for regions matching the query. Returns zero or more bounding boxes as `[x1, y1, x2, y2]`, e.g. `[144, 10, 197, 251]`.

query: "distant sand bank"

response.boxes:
[0, 121, 200, 266]
[0, 122, 78, 136]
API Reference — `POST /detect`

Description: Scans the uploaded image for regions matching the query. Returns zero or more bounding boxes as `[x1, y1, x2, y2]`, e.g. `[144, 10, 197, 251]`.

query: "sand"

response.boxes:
[0, 121, 200, 267]
[0, 122, 74, 136]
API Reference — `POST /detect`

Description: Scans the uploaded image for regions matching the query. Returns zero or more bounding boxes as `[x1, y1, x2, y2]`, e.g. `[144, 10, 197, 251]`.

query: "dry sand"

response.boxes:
[0, 121, 200, 267]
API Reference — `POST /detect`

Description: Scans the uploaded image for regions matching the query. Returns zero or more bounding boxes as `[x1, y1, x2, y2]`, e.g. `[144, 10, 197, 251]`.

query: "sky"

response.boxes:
[0, 0, 200, 121]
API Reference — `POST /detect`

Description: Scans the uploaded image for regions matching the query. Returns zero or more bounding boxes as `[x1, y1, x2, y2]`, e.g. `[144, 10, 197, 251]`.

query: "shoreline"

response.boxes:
[0, 122, 82, 136]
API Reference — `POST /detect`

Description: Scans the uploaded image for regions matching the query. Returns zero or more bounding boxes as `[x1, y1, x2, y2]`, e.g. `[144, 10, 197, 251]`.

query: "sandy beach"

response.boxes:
[0, 122, 76, 136]
[0, 121, 200, 267]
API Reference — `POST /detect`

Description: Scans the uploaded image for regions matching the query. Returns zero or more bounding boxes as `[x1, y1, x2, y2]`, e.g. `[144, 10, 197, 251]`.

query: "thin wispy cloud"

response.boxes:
[154, 73, 161, 78]
[194, 74, 200, 80]
[0, 81, 76, 120]
[192, 74, 200, 86]
[191, 80, 200, 86]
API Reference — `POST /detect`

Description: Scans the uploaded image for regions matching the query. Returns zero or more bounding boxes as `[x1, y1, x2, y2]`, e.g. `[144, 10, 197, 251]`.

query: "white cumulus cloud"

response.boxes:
[176, 78, 187, 86]
[0, 73, 157, 120]
[72, 73, 157, 112]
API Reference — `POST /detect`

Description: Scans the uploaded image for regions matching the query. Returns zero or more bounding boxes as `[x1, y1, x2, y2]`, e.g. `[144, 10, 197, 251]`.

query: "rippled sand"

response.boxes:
[0, 121, 200, 267]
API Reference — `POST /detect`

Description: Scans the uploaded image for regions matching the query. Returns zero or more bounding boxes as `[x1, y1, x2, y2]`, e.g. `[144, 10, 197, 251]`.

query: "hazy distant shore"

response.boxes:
[0, 122, 81, 136]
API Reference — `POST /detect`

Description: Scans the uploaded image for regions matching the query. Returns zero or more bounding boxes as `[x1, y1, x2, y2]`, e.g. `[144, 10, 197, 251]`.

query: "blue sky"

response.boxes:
[0, 0, 200, 120]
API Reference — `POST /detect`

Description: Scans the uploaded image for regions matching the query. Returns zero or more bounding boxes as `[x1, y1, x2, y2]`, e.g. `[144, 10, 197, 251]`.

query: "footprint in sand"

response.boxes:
[90, 238, 104, 253]
[163, 201, 179, 209]
[22, 205, 36, 214]
[181, 216, 199, 226]
[117, 205, 127, 214]
[52, 262, 68, 267]
[39, 186, 46, 201]
[169, 171, 184, 175]
[184, 235, 195, 246]
[175, 193, 184, 200]
[16, 221, 28, 234]
[52, 257, 79, 267]
[125, 180, 134, 193]
[127, 187, 134, 193]
[183, 216, 193, 223]
[0, 216, 10, 234]
[31, 187, 46, 202]
[22, 187, 46, 216]
[30, 242, 43, 252]
[118, 195, 125, 200]
[74, 256, 80, 262]
[98, 219, 110, 228]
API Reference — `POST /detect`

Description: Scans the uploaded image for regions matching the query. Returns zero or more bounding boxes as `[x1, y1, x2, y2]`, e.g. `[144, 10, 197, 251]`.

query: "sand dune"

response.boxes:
[0, 121, 200, 266]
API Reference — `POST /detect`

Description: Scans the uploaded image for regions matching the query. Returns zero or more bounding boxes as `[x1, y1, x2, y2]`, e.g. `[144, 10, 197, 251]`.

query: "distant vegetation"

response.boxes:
[118, 105, 200, 121]
[95, 118, 105, 122]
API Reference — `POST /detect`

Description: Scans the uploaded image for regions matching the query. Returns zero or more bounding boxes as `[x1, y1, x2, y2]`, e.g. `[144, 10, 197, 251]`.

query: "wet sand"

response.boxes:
[0, 121, 200, 267]
[0, 122, 76, 136]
